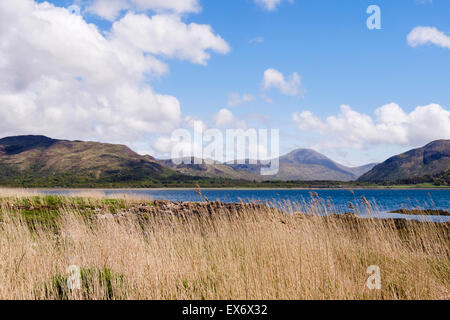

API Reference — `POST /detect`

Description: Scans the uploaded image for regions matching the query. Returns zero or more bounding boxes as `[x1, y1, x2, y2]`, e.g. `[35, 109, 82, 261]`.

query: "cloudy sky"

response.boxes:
[0, 0, 449, 166]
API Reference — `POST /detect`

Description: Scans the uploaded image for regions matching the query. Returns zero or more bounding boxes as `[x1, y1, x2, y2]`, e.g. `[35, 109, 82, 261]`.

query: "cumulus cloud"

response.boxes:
[111, 13, 229, 65]
[85, 0, 129, 21]
[0, 0, 229, 149]
[293, 103, 450, 149]
[213, 108, 247, 129]
[152, 117, 206, 156]
[254, 0, 293, 11]
[184, 115, 208, 132]
[213, 109, 234, 126]
[151, 108, 247, 157]
[87, 0, 201, 21]
[227, 93, 255, 107]
[152, 136, 177, 155]
[407, 26, 450, 49]
[263, 68, 302, 96]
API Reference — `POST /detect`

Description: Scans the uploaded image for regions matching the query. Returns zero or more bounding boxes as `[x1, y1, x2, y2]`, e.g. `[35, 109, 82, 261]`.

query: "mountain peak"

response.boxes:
[284, 148, 331, 162]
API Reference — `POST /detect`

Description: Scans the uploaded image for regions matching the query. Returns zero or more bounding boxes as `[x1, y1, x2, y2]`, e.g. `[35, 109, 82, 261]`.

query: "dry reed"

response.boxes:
[0, 189, 448, 300]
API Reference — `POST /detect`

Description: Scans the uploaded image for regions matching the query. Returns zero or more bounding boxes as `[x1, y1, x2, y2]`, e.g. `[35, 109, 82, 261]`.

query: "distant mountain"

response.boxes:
[272, 149, 376, 181]
[359, 140, 450, 181]
[0, 135, 174, 187]
[160, 149, 377, 181]
[160, 157, 259, 181]
[346, 163, 380, 178]
[0, 135, 379, 187]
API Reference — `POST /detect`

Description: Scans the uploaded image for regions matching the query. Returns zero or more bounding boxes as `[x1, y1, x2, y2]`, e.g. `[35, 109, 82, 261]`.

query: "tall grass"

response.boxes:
[0, 189, 448, 300]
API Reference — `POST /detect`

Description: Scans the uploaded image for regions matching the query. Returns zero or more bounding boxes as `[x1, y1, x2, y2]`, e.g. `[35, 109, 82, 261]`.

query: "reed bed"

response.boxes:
[0, 189, 448, 300]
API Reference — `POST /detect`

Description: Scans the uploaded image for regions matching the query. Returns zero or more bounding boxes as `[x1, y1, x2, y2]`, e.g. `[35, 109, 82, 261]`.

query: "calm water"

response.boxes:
[43, 188, 450, 222]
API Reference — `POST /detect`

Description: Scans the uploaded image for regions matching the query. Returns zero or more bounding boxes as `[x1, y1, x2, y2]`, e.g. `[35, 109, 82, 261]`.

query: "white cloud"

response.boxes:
[293, 111, 326, 132]
[263, 68, 302, 96]
[87, 0, 201, 21]
[152, 136, 178, 155]
[184, 115, 208, 132]
[86, 0, 129, 21]
[153, 133, 200, 157]
[213, 108, 234, 126]
[293, 103, 450, 149]
[255, 0, 293, 11]
[151, 116, 206, 157]
[407, 26, 450, 49]
[227, 93, 255, 107]
[0, 0, 228, 151]
[111, 13, 230, 65]
[213, 108, 247, 129]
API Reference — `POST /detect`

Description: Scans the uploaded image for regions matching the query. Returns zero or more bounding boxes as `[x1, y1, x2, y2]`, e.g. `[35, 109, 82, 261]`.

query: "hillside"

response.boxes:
[5, 135, 433, 187]
[359, 140, 450, 181]
[160, 157, 259, 181]
[392, 170, 450, 186]
[0, 135, 175, 187]
[161, 149, 377, 181]
[272, 149, 376, 181]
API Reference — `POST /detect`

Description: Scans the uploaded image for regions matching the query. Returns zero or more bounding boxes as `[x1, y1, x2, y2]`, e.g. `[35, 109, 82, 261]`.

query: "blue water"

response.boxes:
[42, 188, 450, 222]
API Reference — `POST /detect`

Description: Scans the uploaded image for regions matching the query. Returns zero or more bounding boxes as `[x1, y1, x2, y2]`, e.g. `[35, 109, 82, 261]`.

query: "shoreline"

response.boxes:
[5, 186, 449, 191]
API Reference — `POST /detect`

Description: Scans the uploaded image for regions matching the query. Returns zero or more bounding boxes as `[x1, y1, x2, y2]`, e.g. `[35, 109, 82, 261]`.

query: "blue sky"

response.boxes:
[3, 0, 450, 166]
[164, 0, 450, 164]
[158, 0, 450, 165]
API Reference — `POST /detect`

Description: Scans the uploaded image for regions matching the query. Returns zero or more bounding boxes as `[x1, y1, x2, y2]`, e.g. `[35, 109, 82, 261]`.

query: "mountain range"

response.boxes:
[162, 149, 377, 181]
[0, 135, 448, 187]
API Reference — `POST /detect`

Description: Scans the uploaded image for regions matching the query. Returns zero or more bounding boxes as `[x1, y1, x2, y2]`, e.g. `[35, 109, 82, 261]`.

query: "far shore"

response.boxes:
[4, 186, 449, 191]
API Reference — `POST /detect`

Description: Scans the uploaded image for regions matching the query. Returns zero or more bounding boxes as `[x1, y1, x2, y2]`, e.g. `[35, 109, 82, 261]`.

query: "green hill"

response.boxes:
[0, 135, 176, 187]
[359, 140, 450, 182]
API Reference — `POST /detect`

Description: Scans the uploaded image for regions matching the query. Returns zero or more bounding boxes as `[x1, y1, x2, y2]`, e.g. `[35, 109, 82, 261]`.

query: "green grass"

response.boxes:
[42, 267, 125, 300]
[0, 195, 137, 230]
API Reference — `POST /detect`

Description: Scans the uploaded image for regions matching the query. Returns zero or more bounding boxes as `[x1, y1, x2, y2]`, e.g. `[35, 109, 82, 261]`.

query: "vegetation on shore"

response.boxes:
[1, 136, 448, 189]
[390, 209, 449, 216]
[0, 190, 448, 300]
[0, 168, 448, 189]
